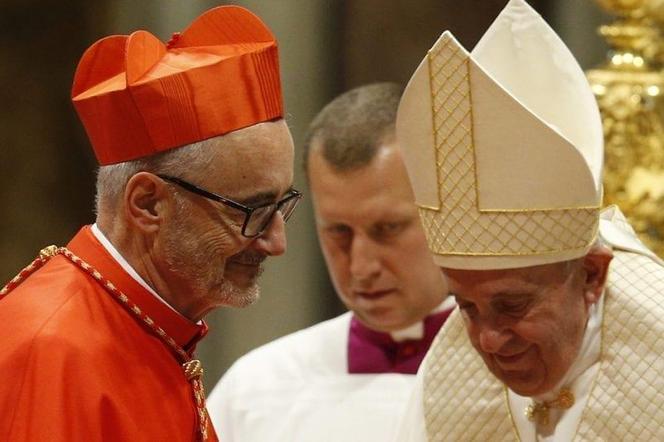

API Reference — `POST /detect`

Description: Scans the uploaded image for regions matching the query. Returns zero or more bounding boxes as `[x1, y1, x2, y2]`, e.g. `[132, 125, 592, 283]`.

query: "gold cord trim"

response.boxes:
[0, 245, 211, 441]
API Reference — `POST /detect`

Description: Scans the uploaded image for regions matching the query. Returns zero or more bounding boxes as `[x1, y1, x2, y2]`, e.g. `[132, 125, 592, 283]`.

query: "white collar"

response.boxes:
[390, 295, 456, 342]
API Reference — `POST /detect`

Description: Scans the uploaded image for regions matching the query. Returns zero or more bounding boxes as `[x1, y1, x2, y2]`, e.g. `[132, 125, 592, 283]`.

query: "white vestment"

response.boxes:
[208, 312, 418, 442]
[396, 208, 664, 441]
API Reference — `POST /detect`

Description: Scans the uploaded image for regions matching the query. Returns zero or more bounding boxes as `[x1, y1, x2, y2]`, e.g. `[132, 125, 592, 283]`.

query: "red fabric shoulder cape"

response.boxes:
[0, 226, 217, 441]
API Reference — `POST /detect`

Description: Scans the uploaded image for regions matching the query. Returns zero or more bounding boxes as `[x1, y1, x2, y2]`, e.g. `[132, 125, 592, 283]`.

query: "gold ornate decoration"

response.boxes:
[39, 245, 59, 259]
[183, 359, 204, 381]
[525, 388, 575, 426]
[587, 0, 664, 256]
[0, 245, 57, 297]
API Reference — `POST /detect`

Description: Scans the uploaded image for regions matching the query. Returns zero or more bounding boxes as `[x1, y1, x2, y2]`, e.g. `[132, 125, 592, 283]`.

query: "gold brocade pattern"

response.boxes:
[576, 251, 664, 440]
[422, 307, 517, 441]
[422, 249, 664, 440]
[421, 34, 599, 257]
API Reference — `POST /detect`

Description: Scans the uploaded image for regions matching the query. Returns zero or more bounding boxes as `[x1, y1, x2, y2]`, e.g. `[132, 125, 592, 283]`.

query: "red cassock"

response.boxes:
[0, 226, 218, 441]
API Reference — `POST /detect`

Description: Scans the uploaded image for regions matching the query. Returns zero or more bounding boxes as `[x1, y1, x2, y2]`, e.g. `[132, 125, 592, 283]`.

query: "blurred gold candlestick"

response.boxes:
[587, 0, 664, 256]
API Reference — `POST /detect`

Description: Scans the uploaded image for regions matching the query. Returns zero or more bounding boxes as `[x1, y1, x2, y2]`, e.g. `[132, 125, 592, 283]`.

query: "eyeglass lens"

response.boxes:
[244, 194, 300, 237]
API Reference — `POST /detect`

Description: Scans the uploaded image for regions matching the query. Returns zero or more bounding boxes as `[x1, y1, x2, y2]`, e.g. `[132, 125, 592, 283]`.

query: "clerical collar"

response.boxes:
[91, 223, 186, 319]
[347, 296, 455, 374]
[391, 296, 457, 341]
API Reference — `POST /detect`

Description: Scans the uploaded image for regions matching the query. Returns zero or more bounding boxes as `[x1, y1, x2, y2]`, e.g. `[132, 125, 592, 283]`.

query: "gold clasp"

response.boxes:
[525, 402, 550, 425]
[39, 245, 59, 260]
[525, 388, 575, 426]
[183, 359, 204, 381]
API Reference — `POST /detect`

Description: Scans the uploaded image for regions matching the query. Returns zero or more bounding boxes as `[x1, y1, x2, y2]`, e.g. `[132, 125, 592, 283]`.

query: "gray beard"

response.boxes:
[217, 277, 261, 308]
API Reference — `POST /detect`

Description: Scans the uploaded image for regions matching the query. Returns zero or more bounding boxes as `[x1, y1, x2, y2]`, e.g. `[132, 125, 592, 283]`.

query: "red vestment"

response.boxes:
[0, 226, 218, 441]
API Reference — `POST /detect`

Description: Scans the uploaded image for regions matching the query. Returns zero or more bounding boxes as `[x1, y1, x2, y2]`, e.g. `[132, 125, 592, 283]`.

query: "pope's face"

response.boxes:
[160, 120, 295, 319]
[309, 140, 447, 333]
[445, 259, 602, 397]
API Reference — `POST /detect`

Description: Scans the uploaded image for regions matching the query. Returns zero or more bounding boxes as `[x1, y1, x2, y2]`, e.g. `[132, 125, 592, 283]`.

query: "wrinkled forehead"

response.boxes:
[205, 120, 294, 197]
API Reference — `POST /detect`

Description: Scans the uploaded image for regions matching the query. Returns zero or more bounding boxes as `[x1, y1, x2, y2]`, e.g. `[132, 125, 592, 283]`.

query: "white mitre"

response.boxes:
[396, 0, 604, 270]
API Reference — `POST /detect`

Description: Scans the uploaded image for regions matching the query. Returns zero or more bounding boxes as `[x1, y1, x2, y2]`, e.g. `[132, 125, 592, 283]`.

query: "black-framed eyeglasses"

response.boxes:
[157, 174, 302, 238]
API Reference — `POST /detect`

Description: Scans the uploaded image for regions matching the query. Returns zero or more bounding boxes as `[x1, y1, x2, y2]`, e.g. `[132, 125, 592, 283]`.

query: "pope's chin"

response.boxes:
[486, 360, 549, 397]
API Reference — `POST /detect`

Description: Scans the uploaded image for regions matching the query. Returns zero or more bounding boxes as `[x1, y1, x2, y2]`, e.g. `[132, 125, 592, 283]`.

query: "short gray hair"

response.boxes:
[95, 139, 214, 216]
[303, 82, 403, 176]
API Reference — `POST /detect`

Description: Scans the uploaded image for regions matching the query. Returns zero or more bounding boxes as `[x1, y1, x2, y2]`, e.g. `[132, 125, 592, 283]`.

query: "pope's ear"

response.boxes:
[123, 172, 169, 233]
[581, 244, 613, 306]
